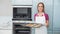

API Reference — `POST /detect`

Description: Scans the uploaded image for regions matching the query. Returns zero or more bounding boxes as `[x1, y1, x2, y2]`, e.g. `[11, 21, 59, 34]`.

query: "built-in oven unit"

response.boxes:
[12, 5, 32, 21]
[13, 23, 31, 34]
[13, 5, 32, 34]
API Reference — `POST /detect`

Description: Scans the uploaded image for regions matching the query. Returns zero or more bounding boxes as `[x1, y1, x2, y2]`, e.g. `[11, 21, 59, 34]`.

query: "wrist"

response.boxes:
[45, 23, 48, 27]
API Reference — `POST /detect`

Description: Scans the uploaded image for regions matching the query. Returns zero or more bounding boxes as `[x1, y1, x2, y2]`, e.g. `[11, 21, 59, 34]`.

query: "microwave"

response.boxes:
[13, 6, 32, 21]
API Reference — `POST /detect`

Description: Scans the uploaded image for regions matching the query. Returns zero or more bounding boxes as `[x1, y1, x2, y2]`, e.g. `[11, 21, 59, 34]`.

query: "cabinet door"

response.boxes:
[0, 30, 12, 34]
[0, 0, 12, 16]
[12, 0, 32, 5]
[53, 0, 60, 34]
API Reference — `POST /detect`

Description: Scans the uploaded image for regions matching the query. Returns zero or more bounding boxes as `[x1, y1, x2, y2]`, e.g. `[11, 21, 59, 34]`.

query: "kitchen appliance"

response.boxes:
[13, 23, 31, 34]
[13, 5, 32, 34]
[12, 5, 32, 21]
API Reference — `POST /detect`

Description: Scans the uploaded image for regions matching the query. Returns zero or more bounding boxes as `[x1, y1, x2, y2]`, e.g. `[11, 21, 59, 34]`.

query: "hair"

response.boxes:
[37, 2, 45, 12]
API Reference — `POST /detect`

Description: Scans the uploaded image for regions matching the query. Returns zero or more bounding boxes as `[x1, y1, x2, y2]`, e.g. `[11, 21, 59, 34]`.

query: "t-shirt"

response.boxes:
[34, 13, 49, 21]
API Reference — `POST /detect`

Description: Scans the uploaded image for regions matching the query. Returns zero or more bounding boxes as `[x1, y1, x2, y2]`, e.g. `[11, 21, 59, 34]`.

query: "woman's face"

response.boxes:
[38, 4, 44, 12]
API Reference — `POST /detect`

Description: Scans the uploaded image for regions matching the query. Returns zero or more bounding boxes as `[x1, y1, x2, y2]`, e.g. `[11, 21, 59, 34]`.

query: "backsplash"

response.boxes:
[0, 16, 12, 29]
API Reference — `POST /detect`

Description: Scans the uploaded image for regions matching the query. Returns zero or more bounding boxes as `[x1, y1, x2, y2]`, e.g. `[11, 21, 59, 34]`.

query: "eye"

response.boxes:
[38, 6, 43, 7]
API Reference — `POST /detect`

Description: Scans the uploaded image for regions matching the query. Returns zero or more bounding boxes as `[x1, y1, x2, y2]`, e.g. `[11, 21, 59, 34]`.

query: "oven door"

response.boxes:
[13, 23, 31, 34]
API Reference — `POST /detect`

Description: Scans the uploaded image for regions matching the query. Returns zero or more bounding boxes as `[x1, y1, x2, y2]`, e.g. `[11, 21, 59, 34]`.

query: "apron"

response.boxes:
[35, 13, 47, 34]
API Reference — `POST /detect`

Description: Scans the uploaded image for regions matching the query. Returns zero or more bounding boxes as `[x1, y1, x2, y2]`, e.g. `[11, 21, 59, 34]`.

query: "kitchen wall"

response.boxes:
[0, 0, 12, 28]
[0, 0, 12, 34]
[0, 0, 12, 16]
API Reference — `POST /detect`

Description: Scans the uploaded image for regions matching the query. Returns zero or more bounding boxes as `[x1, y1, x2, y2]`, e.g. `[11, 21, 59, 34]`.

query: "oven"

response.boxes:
[13, 5, 32, 34]
[13, 23, 31, 34]
[12, 5, 32, 21]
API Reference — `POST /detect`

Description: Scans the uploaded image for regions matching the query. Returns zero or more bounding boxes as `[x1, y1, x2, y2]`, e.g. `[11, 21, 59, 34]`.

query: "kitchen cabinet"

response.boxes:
[0, 0, 12, 16]
[53, 0, 60, 34]
[12, 0, 32, 5]
[0, 30, 12, 34]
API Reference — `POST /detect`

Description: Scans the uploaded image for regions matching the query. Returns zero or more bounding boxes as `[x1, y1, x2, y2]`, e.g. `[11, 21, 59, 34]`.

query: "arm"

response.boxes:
[45, 14, 49, 27]
[45, 20, 49, 27]
[34, 13, 37, 21]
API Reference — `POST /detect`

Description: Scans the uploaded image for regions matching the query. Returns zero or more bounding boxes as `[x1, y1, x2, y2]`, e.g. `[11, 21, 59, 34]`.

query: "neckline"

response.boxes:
[37, 13, 44, 16]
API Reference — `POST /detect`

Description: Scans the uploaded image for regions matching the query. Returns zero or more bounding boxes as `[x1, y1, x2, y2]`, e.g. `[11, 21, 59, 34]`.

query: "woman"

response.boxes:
[34, 2, 49, 34]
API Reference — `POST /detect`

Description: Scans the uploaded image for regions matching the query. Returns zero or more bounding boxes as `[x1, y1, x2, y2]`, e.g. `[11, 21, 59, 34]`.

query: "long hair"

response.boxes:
[37, 2, 45, 12]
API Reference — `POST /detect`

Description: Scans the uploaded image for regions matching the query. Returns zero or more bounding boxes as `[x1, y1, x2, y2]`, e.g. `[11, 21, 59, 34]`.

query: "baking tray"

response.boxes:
[21, 23, 44, 28]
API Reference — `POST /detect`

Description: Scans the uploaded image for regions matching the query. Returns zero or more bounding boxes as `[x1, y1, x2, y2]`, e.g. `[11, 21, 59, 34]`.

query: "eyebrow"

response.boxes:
[38, 6, 43, 7]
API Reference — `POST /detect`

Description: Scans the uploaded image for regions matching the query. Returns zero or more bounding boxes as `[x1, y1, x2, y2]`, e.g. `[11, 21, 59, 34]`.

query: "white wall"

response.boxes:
[0, 0, 12, 16]
[0, 0, 12, 34]
[0, 0, 12, 29]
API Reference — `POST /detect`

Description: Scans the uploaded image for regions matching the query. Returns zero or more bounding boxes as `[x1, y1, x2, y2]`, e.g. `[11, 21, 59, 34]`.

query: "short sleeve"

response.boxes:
[34, 13, 38, 21]
[34, 14, 36, 21]
[45, 13, 49, 20]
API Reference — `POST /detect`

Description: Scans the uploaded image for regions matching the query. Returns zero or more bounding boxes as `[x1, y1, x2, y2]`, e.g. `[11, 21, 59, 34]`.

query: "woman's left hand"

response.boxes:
[45, 23, 49, 28]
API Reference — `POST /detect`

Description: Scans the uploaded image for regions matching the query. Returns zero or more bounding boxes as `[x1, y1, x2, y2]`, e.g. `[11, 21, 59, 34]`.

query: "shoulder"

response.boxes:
[44, 13, 49, 17]
[34, 13, 38, 16]
[44, 13, 48, 15]
[44, 13, 49, 20]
